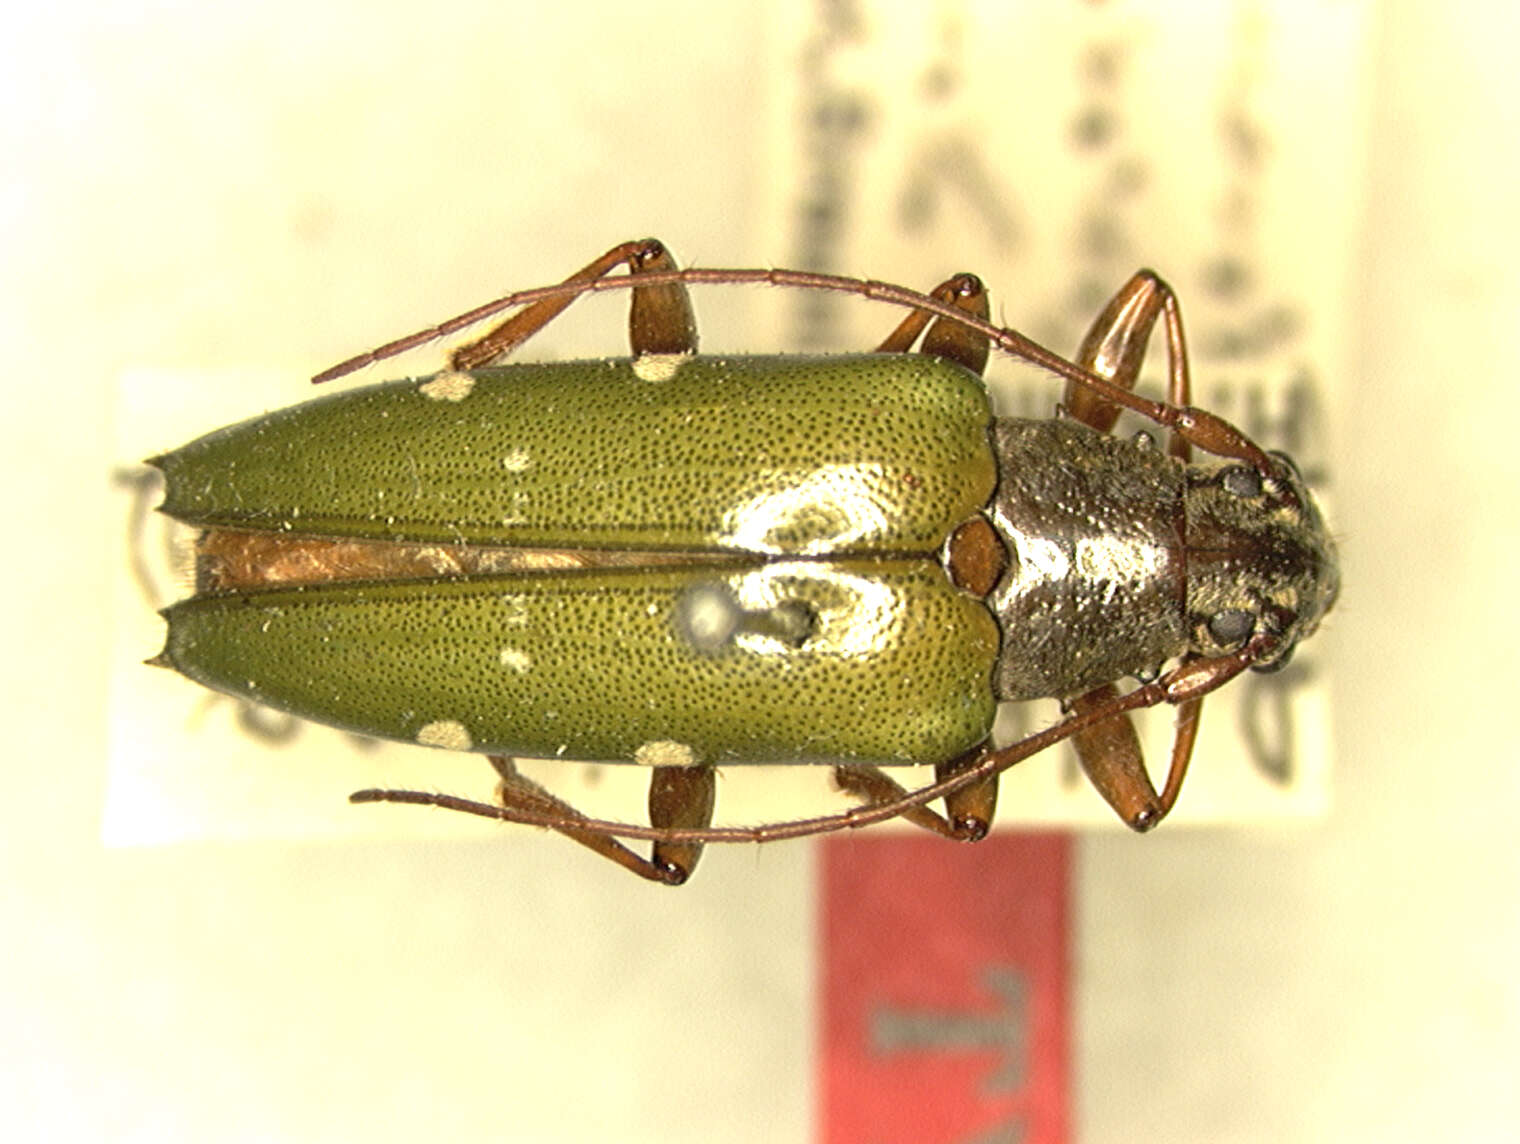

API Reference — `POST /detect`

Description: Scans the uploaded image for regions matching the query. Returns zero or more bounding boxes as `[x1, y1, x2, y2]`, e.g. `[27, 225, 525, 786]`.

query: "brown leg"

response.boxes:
[487, 756, 709, 885]
[1063, 271, 1203, 829]
[1064, 270, 1193, 459]
[834, 743, 994, 842]
[449, 238, 698, 369]
[875, 272, 991, 376]
[834, 765, 959, 839]
[648, 764, 717, 884]
[936, 746, 998, 840]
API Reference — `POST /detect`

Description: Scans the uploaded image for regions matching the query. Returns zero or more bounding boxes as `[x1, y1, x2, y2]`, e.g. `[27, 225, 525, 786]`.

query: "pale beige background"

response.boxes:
[3, 2, 1516, 1141]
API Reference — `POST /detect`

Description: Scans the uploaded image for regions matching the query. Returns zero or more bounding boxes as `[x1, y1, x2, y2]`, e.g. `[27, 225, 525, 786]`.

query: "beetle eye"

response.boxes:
[1220, 466, 1262, 498]
[1208, 608, 1254, 647]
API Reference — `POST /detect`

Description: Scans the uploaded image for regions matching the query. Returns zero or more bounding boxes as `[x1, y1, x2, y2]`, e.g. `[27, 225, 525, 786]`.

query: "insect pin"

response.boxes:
[149, 239, 1338, 883]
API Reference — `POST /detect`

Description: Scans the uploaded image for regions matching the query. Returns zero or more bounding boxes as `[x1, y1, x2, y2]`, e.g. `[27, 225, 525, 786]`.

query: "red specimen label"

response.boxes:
[821, 833, 1070, 1144]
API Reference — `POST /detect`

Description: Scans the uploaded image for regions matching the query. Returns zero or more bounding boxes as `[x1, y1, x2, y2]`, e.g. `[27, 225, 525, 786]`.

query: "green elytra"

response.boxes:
[155, 355, 1002, 767]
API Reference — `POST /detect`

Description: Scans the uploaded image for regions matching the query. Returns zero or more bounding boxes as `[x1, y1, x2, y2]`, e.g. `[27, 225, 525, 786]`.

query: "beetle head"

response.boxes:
[1182, 452, 1338, 670]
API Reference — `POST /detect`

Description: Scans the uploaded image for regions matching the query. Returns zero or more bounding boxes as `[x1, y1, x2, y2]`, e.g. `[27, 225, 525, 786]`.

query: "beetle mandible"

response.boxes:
[150, 238, 1339, 884]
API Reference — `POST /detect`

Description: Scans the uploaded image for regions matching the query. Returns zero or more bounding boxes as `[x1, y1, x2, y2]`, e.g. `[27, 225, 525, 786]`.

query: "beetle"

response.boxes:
[149, 238, 1338, 883]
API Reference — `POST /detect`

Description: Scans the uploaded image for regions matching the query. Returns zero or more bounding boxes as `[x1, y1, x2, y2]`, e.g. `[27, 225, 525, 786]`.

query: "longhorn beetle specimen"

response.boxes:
[151, 239, 1338, 883]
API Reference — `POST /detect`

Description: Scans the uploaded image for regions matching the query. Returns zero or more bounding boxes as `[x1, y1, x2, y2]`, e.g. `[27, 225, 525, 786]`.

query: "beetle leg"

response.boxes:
[626, 243, 700, 357]
[919, 275, 991, 376]
[1063, 271, 1203, 830]
[834, 765, 960, 838]
[833, 743, 994, 841]
[648, 764, 717, 884]
[875, 273, 991, 376]
[1065, 685, 1159, 827]
[485, 756, 689, 885]
[449, 238, 697, 369]
[1065, 270, 1192, 459]
[935, 745, 998, 840]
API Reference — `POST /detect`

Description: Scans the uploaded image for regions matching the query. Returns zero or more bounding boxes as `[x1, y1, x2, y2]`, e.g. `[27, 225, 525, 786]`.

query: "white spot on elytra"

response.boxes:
[497, 647, 532, 673]
[501, 448, 532, 472]
[631, 353, 689, 382]
[676, 584, 741, 653]
[419, 372, 476, 402]
[416, 719, 473, 750]
[633, 740, 698, 767]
